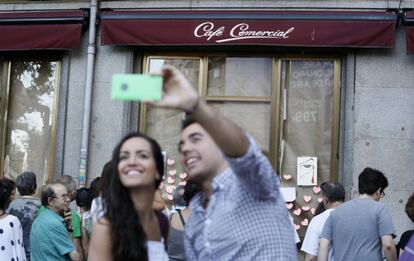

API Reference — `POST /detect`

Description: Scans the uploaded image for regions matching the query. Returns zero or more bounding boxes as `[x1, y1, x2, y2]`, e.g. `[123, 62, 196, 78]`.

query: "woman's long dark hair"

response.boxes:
[102, 132, 164, 261]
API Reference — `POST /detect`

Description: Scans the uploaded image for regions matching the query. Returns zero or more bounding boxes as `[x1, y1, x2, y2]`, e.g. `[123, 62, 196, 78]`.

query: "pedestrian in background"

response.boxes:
[397, 192, 414, 256]
[8, 171, 41, 261]
[30, 183, 79, 261]
[56, 175, 84, 261]
[0, 179, 26, 261]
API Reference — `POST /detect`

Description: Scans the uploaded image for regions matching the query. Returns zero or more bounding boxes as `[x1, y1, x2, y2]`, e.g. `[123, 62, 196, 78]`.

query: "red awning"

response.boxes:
[101, 10, 397, 48]
[0, 10, 87, 51]
[403, 11, 414, 54]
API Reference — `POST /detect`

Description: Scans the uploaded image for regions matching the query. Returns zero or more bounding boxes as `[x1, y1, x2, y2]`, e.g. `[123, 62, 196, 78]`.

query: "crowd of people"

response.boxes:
[0, 65, 412, 261]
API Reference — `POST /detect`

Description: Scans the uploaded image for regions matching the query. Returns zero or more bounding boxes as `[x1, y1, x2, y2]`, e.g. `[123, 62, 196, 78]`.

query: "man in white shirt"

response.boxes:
[301, 181, 345, 261]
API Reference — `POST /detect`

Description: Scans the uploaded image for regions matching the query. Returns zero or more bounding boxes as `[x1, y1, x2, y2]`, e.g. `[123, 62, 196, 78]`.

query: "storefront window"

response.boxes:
[208, 102, 271, 150]
[278, 59, 339, 236]
[207, 57, 272, 97]
[1, 60, 60, 187]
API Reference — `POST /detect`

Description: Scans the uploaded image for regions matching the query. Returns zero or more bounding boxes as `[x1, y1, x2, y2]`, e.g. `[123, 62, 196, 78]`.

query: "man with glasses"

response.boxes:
[30, 183, 80, 261]
[301, 181, 345, 260]
[56, 175, 83, 261]
[318, 167, 397, 261]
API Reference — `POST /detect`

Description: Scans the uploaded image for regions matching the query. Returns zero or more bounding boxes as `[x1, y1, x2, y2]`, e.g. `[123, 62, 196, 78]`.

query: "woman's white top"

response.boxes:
[0, 214, 26, 261]
[147, 240, 169, 261]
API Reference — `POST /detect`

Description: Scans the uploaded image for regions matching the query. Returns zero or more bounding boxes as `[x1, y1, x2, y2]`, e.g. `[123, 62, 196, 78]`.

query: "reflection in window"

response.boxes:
[4, 61, 58, 187]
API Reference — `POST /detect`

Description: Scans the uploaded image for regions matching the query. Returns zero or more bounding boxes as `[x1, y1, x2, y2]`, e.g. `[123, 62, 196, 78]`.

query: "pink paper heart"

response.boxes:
[301, 218, 309, 226]
[166, 185, 174, 194]
[313, 186, 321, 194]
[159, 182, 164, 189]
[283, 174, 292, 180]
[167, 159, 175, 166]
[179, 173, 187, 179]
[179, 181, 187, 186]
[304, 195, 312, 203]
[167, 177, 175, 184]
[168, 170, 176, 176]
[293, 208, 301, 216]
[317, 197, 323, 203]
[302, 206, 310, 212]
[294, 224, 301, 230]
[310, 208, 316, 215]
[286, 203, 293, 210]
[167, 194, 174, 201]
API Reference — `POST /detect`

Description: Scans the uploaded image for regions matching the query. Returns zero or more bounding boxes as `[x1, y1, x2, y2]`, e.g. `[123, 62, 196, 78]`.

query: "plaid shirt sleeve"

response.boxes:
[226, 133, 280, 200]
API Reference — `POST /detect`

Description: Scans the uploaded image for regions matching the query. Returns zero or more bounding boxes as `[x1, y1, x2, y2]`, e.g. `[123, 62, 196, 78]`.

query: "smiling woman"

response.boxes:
[88, 132, 168, 261]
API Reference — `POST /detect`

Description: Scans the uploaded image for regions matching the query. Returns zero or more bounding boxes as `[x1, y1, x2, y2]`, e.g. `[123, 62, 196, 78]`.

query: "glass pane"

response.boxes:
[207, 57, 272, 97]
[4, 61, 58, 187]
[208, 101, 271, 151]
[279, 60, 335, 235]
[145, 58, 200, 207]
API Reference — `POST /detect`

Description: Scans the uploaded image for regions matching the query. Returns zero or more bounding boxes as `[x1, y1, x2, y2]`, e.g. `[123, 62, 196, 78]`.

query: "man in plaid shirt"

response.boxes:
[152, 65, 297, 260]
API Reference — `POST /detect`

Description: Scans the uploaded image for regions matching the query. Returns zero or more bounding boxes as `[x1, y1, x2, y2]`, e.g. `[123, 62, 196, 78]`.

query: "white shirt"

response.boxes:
[147, 240, 168, 261]
[301, 208, 335, 260]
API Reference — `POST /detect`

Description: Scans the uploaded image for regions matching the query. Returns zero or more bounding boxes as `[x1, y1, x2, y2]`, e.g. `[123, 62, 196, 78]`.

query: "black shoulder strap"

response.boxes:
[176, 209, 186, 226]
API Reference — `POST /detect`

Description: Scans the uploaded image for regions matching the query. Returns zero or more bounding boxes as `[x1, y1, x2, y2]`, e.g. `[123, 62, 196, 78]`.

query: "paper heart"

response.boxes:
[293, 208, 301, 216]
[304, 195, 312, 203]
[167, 159, 175, 166]
[294, 224, 301, 230]
[168, 170, 176, 176]
[313, 186, 321, 194]
[179, 181, 187, 186]
[167, 194, 174, 201]
[167, 177, 175, 184]
[166, 185, 175, 194]
[180, 173, 187, 179]
[317, 197, 323, 203]
[286, 203, 293, 210]
[301, 218, 309, 226]
[310, 208, 316, 215]
[283, 174, 292, 180]
[159, 182, 164, 189]
[302, 206, 310, 211]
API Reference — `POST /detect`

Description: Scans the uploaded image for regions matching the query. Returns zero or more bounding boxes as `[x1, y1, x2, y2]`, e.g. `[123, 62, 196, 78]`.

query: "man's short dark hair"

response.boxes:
[16, 171, 37, 196]
[40, 185, 56, 207]
[321, 181, 345, 202]
[182, 115, 196, 130]
[358, 167, 389, 195]
[56, 175, 77, 193]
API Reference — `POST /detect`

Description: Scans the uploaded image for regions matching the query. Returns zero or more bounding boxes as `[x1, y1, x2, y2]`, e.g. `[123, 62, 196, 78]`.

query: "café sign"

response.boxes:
[194, 22, 295, 43]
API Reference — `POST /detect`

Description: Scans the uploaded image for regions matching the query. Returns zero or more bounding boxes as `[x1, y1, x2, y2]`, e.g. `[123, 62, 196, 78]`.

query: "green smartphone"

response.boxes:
[111, 74, 162, 101]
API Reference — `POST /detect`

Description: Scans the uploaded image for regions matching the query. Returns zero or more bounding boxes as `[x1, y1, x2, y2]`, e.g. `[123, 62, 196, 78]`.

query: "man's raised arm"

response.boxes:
[152, 65, 249, 158]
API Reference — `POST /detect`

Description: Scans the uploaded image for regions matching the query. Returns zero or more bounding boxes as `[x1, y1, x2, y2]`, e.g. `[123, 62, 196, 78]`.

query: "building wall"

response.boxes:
[1, 0, 413, 239]
[352, 27, 414, 236]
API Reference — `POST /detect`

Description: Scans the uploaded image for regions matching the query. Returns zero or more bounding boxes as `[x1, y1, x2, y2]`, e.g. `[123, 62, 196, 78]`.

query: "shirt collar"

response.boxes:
[44, 206, 64, 221]
[189, 168, 233, 213]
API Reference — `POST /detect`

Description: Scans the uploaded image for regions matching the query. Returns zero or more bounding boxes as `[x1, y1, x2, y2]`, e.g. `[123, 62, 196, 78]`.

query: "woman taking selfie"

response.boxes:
[88, 132, 168, 261]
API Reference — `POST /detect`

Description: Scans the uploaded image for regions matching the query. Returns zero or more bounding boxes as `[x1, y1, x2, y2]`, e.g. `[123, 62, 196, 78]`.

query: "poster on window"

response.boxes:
[297, 157, 317, 186]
